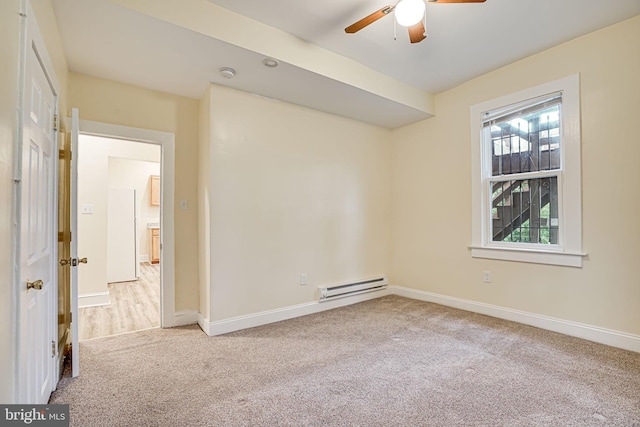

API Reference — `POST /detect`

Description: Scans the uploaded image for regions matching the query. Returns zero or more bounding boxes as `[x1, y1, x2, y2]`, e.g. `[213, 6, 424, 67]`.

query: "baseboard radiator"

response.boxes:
[318, 277, 387, 301]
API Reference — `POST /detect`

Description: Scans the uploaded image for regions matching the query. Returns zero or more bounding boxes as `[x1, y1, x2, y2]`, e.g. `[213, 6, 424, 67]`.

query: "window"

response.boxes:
[470, 75, 585, 267]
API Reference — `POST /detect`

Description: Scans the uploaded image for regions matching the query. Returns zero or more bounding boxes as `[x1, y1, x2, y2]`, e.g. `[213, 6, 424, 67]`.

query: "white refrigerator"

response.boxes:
[107, 188, 138, 283]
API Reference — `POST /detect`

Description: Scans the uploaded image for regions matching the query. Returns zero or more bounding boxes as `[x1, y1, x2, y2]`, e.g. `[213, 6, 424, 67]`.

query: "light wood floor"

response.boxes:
[79, 262, 160, 341]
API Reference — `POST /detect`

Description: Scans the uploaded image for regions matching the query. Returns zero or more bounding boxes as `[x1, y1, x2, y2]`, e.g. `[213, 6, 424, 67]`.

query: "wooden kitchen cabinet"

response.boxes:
[150, 175, 160, 206]
[150, 228, 160, 264]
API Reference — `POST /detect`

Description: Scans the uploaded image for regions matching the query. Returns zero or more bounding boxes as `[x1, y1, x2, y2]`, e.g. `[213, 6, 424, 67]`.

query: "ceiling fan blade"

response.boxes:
[345, 5, 394, 34]
[408, 21, 427, 43]
[427, 0, 486, 3]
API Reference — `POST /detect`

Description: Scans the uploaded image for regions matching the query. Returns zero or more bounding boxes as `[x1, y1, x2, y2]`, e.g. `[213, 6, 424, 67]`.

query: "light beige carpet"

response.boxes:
[50, 295, 640, 426]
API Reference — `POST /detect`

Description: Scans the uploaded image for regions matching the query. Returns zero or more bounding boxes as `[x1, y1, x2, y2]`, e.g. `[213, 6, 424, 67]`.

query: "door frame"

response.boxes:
[76, 120, 176, 328]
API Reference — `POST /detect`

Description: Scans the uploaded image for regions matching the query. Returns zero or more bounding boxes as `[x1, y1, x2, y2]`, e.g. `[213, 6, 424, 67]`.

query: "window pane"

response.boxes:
[491, 177, 558, 244]
[490, 104, 560, 176]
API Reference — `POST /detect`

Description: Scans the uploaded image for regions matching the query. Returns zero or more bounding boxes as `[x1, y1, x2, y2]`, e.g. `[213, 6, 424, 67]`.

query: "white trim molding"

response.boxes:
[470, 74, 585, 267]
[200, 288, 391, 336]
[197, 314, 211, 336]
[469, 245, 587, 268]
[78, 119, 176, 328]
[78, 292, 110, 308]
[194, 284, 639, 354]
[174, 310, 199, 327]
[392, 285, 640, 353]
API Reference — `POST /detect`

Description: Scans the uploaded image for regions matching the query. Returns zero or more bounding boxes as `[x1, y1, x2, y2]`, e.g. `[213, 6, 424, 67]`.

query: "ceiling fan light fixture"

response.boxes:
[394, 0, 425, 27]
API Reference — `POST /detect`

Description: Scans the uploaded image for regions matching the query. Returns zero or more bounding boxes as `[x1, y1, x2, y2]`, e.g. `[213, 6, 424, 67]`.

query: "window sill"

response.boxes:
[469, 245, 586, 267]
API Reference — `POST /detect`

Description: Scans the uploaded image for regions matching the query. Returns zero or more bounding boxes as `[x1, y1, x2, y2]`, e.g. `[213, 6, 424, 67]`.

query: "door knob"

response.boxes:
[27, 279, 43, 290]
[79, 257, 88, 264]
[71, 257, 88, 266]
[59, 258, 71, 266]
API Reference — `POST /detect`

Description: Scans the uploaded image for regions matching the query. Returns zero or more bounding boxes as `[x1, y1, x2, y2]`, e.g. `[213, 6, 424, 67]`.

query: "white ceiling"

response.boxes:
[53, 0, 640, 128]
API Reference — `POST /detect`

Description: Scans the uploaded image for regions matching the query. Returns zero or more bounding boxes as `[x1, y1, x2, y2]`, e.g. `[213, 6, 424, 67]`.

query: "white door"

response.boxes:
[107, 188, 137, 283]
[70, 108, 80, 377]
[19, 6, 57, 403]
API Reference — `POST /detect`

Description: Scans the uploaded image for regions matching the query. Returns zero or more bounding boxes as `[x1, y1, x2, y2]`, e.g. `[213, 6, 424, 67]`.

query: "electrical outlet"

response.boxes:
[300, 273, 308, 286]
[483, 271, 492, 283]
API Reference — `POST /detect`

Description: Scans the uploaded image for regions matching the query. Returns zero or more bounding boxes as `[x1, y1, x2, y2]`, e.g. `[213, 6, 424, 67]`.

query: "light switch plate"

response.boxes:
[81, 204, 94, 214]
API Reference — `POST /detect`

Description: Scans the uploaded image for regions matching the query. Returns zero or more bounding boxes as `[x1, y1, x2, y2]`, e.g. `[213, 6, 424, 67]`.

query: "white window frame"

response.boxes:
[470, 74, 585, 267]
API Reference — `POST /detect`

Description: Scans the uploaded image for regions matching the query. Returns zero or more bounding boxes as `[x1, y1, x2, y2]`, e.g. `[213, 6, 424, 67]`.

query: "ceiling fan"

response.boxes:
[345, 0, 486, 44]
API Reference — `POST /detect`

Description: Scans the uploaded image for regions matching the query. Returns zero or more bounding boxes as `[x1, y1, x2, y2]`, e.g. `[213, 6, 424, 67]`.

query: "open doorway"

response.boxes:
[76, 135, 162, 340]
[71, 118, 175, 348]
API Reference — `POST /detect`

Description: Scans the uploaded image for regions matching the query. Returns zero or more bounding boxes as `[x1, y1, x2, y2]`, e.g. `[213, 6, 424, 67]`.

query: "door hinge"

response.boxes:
[58, 148, 71, 160]
[51, 341, 56, 357]
[53, 114, 59, 132]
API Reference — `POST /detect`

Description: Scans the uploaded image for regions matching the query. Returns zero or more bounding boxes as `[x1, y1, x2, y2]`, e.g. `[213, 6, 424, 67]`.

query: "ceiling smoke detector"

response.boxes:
[262, 58, 279, 68]
[218, 67, 236, 79]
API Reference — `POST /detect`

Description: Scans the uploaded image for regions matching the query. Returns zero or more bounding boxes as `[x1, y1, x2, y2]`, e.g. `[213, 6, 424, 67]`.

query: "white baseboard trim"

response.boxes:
[193, 284, 639, 353]
[198, 314, 211, 336]
[391, 285, 640, 353]
[78, 292, 110, 308]
[173, 309, 199, 327]
[202, 288, 392, 336]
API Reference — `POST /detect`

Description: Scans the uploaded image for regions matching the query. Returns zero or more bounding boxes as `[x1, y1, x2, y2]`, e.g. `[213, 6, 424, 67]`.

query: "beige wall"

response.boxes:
[206, 85, 392, 321]
[69, 73, 200, 311]
[391, 16, 640, 336]
[77, 135, 160, 298]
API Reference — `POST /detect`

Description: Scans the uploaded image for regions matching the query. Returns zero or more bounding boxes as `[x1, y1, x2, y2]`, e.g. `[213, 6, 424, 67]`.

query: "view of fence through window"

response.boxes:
[487, 100, 561, 244]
